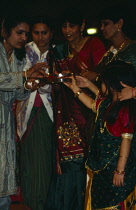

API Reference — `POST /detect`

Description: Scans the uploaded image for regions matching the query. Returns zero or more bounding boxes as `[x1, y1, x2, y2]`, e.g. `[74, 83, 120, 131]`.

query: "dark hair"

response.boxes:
[1, 16, 30, 61]
[101, 60, 136, 128]
[2, 16, 29, 37]
[61, 8, 84, 26]
[30, 16, 53, 31]
[101, 60, 136, 93]
[99, 6, 130, 35]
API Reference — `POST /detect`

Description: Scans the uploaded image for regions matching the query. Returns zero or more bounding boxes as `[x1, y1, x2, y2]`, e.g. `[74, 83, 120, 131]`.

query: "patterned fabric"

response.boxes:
[96, 40, 136, 73]
[86, 99, 136, 209]
[54, 37, 106, 167]
[16, 41, 53, 138]
[53, 37, 106, 210]
[0, 42, 29, 197]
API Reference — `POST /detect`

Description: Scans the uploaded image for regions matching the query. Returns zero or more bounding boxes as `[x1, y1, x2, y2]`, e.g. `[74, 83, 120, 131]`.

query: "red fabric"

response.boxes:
[10, 187, 24, 202]
[78, 36, 106, 67]
[55, 37, 106, 171]
[33, 92, 43, 107]
[96, 99, 134, 137]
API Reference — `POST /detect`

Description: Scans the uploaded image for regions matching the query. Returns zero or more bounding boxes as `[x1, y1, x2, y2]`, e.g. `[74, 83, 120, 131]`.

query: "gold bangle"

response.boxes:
[119, 156, 128, 159]
[114, 170, 125, 175]
[74, 90, 83, 97]
[121, 133, 133, 140]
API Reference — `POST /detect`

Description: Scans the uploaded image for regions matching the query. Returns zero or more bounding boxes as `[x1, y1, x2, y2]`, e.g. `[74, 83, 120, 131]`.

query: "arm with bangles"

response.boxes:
[118, 82, 136, 101]
[113, 134, 133, 187]
[64, 75, 99, 110]
[22, 63, 48, 90]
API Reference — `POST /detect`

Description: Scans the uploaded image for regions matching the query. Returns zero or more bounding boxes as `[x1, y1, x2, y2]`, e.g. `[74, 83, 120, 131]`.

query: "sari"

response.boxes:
[53, 36, 106, 210]
[86, 98, 136, 209]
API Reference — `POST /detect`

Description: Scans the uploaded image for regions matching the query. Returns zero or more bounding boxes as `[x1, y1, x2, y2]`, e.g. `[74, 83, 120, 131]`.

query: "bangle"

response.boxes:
[74, 90, 83, 97]
[24, 81, 30, 90]
[119, 156, 128, 159]
[114, 170, 125, 175]
[121, 133, 133, 140]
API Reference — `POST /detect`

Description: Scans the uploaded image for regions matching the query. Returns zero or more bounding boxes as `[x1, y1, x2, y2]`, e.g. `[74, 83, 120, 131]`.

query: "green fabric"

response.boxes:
[21, 105, 54, 210]
[86, 99, 136, 209]
[55, 159, 86, 210]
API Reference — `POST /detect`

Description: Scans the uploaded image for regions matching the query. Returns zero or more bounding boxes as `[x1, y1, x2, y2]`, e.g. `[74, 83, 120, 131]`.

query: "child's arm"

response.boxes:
[64, 76, 99, 110]
[113, 134, 133, 187]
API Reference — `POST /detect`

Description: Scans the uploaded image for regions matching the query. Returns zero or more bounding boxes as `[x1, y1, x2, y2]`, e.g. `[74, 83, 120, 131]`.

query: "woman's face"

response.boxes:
[32, 23, 52, 49]
[5, 23, 29, 49]
[100, 19, 119, 40]
[62, 22, 83, 43]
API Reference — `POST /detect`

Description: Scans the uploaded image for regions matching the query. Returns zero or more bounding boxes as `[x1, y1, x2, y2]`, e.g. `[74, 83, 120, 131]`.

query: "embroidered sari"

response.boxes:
[53, 36, 106, 210]
[86, 98, 136, 209]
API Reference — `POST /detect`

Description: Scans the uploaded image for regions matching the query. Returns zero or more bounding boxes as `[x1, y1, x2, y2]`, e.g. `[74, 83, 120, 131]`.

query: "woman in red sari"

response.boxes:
[53, 8, 106, 210]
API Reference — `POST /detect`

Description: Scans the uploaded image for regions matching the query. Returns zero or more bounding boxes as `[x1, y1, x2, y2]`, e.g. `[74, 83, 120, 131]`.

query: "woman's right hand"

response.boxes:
[24, 63, 49, 79]
[75, 76, 92, 88]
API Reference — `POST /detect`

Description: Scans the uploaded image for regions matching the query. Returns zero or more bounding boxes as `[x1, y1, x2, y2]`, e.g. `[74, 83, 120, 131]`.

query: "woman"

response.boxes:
[17, 17, 55, 210]
[0, 16, 45, 210]
[53, 8, 106, 210]
[64, 60, 136, 209]
[96, 6, 136, 73]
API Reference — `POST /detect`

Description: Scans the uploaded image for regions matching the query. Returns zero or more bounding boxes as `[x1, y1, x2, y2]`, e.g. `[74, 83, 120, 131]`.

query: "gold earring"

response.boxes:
[118, 28, 120, 32]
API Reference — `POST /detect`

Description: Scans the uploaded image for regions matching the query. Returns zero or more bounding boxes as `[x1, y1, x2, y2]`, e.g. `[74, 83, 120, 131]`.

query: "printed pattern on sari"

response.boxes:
[86, 99, 136, 209]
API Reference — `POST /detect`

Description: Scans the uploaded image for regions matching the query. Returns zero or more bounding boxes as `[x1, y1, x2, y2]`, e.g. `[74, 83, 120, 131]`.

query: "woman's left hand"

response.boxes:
[118, 82, 133, 101]
[113, 173, 124, 187]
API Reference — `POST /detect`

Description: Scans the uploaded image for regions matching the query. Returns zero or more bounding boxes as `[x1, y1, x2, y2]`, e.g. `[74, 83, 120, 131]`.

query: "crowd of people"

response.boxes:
[0, 5, 136, 210]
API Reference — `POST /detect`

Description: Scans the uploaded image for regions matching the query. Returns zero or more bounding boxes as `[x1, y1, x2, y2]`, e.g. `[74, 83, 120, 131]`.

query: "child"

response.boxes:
[64, 60, 136, 209]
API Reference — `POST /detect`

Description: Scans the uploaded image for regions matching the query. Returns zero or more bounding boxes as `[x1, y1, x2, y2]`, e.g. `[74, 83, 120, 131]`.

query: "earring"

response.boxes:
[118, 28, 120, 32]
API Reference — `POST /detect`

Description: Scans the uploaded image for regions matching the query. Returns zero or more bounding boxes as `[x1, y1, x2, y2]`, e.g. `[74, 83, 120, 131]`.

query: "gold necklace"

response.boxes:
[68, 36, 83, 58]
[100, 38, 128, 65]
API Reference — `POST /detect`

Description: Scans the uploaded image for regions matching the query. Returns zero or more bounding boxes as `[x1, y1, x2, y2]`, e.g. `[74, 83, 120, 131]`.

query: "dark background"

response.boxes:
[1, 0, 136, 41]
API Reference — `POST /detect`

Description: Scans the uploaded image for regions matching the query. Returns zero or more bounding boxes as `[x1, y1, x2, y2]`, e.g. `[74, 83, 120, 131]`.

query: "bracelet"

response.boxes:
[74, 90, 83, 97]
[119, 156, 128, 159]
[24, 81, 30, 90]
[121, 133, 133, 140]
[114, 170, 125, 175]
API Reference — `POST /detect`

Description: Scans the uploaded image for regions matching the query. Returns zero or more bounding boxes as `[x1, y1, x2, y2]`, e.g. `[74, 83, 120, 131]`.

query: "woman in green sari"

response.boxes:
[64, 60, 136, 210]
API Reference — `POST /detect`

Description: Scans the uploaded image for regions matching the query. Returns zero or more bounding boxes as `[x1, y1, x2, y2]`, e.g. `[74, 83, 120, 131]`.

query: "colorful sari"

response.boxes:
[53, 36, 106, 210]
[86, 98, 136, 209]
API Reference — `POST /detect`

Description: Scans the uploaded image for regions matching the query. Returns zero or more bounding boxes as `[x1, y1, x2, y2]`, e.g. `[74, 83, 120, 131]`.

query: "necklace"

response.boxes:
[68, 36, 83, 58]
[100, 38, 128, 65]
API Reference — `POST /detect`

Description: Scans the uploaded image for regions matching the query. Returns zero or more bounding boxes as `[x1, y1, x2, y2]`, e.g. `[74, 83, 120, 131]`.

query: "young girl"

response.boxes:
[64, 60, 136, 209]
